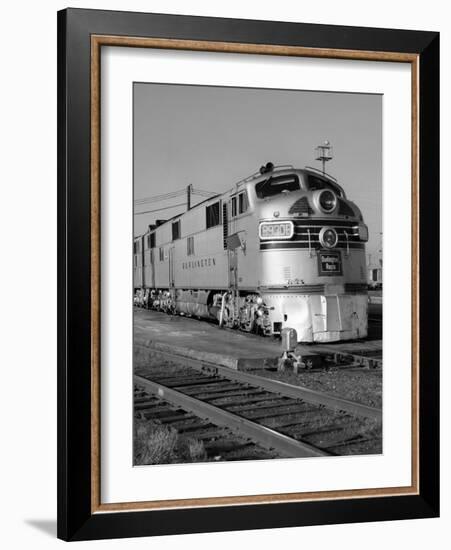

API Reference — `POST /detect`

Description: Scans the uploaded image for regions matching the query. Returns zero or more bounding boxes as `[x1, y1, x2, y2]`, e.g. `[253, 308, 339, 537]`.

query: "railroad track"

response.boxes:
[134, 349, 382, 463]
[134, 384, 279, 462]
[312, 345, 383, 369]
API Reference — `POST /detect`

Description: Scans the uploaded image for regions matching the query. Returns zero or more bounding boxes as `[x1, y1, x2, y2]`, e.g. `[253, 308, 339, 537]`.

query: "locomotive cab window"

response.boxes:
[206, 201, 221, 228]
[306, 175, 342, 197]
[159, 247, 164, 262]
[255, 174, 300, 199]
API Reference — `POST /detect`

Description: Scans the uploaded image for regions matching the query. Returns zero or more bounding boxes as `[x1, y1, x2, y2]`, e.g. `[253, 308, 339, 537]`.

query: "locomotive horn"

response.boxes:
[259, 161, 274, 174]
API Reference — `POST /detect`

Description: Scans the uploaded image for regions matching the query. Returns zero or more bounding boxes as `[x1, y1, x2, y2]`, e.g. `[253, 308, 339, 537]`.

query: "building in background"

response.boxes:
[367, 232, 383, 289]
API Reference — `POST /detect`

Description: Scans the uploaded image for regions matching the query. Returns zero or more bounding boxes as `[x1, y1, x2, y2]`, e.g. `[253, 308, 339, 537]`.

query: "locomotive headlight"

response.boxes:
[319, 227, 338, 249]
[354, 223, 369, 242]
[259, 221, 294, 240]
[318, 189, 337, 213]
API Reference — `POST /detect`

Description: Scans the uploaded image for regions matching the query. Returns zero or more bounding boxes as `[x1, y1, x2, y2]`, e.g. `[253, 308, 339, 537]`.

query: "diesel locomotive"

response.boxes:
[133, 162, 369, 342]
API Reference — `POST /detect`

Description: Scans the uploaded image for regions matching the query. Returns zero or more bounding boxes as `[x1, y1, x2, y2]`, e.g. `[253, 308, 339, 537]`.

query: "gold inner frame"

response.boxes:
[90, 35, 419, 514]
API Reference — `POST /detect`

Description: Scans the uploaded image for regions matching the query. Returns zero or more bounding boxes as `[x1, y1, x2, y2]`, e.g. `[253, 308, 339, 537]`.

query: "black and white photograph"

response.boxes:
[0, 0, 444, 544]
[132, 83, 383, 466]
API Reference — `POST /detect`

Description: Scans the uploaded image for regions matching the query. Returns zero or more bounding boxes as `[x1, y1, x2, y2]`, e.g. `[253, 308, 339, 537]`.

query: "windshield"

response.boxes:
[255, 174, 301, 199]
[306, 175, 342, 197]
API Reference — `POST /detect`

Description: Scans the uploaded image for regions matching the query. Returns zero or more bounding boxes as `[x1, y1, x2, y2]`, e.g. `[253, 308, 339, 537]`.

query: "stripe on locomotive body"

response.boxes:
[259, 283, 368, 295]
[294, 233, 361, 242]
[260, 242, 365, 250]
[292, 219, 360, 227]
[260, 284, 326, 294]
[294, 222, 359, 239]
[259, 219, 364, 249]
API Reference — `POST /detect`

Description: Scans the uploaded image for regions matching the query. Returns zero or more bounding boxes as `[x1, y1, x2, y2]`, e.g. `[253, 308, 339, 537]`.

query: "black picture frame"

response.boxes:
[57, 8, 439, 541]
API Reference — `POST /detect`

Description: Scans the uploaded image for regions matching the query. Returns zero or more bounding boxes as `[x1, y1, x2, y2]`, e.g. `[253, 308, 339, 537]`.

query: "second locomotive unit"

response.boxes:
[134, 162, 369, 342]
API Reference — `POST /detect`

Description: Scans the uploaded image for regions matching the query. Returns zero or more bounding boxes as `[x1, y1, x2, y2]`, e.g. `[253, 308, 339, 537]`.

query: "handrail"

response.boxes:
[344, 230, 350, 257]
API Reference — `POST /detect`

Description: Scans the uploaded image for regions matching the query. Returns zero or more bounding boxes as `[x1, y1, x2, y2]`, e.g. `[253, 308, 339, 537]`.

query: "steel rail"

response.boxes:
[312, 345, 383, 369]
[134, 374, 328, 458]
[139, 345, 382, 421]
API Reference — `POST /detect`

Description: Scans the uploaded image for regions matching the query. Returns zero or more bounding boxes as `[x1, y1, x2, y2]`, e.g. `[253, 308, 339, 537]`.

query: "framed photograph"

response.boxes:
[57, 8, 439, 541]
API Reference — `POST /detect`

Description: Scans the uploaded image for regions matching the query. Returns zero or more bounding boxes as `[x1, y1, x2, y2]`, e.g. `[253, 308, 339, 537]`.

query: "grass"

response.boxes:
[134, 419, 207, 465]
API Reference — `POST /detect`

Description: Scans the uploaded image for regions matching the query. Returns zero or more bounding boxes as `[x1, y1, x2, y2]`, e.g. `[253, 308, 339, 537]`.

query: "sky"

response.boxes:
[134, 83, 382, 261]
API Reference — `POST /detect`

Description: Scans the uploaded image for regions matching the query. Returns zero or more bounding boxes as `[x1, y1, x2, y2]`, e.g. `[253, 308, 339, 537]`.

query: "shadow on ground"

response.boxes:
[25, 519, 57, 538]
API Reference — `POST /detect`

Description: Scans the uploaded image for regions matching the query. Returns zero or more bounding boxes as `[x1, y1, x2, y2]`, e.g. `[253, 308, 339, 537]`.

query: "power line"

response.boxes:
[192, 188, 218, 197]
[134, 189, 186, 205]
[134, 202, 187, 216]
[134, 187, 217, 206]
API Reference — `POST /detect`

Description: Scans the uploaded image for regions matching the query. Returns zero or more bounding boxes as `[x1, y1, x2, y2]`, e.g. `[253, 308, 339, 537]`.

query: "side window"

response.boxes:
[159, 247, 164, 262]
[206, 201, 221, 229]
[172, 220, 181, 241]
[238, 192, 248, 214]
[187, 236, 194, 256]
[231, 196, 237, 217]
[149, 233, 155, 249]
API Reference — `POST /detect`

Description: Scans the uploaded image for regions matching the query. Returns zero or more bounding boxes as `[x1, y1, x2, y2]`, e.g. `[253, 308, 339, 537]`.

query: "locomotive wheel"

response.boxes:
[227, 314, 237, 329]
[223, 307, 235, 329]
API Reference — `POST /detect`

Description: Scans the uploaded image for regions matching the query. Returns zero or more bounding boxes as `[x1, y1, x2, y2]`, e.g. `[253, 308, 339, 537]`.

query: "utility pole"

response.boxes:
[315, 140, 333, 174]
[186, 184, 192, 211]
